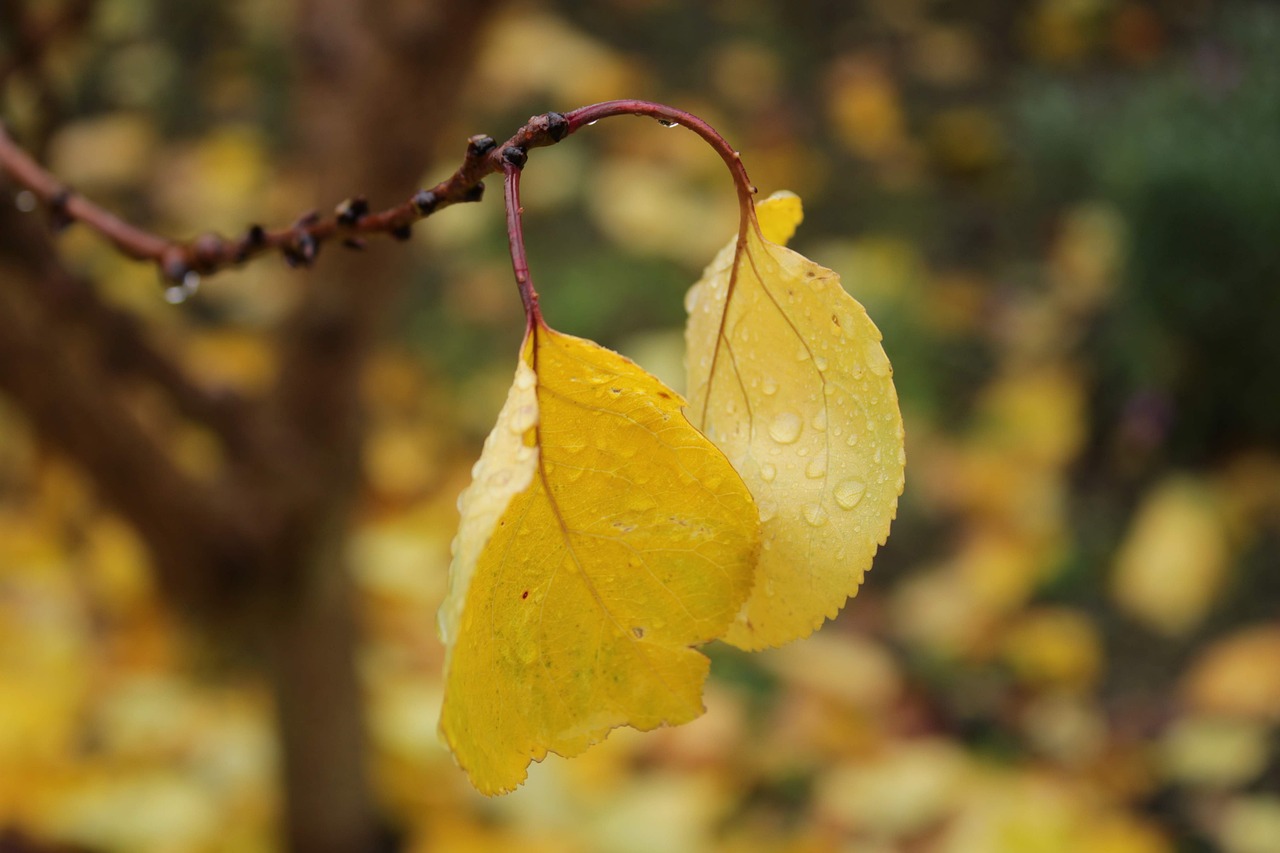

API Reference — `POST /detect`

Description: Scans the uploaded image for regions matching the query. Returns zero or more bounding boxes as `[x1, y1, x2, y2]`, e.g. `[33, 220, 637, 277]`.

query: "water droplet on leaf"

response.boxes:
[758, 499, 778, 522]
[768, 412, 802, 444]
[834, 479, 866, 510]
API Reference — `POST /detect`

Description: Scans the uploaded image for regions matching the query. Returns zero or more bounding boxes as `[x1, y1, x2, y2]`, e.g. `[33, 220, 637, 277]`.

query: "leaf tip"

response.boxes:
[756, 190, 804, 246]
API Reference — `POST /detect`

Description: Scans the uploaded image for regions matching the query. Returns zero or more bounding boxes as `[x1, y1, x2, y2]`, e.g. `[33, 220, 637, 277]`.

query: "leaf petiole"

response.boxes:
[502, 158, 543, 331]
[563, 100, 758, 218]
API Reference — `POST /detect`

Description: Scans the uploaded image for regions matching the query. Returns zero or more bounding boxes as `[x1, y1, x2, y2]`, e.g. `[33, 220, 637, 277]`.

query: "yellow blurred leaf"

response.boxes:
[1002, 607, 1102, 692]
[758, 632, 903, 712]
[438, 325, 759, 794]
[181, 331, 277, 393]
[686, 191, 905, 649]
[155, 126, 268, 233]
[37, 771, 220, 852]
[48, 113, 157, 189]
[1160, 716, 1269, 788]
[1020, 695, 1108, 766]
[1111, 476, 1231, 636]
[472, 9, 640, 108]
[814, 738, 969, 838]
[1180, 624, 1280, 722]
[827, 58, 907, 160]
[1220, 796, 1280, 853]
[1081, 813, 1171, 853]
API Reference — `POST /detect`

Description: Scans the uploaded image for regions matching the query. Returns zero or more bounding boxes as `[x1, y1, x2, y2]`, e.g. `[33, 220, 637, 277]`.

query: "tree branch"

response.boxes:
[0, 113, 569, 285]
[0, 192, 262, 454]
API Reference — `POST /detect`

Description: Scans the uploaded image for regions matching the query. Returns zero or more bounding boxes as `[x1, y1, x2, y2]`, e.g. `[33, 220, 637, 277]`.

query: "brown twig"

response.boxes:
[564, 100, 757, 211]
[0, 113, 570, 286]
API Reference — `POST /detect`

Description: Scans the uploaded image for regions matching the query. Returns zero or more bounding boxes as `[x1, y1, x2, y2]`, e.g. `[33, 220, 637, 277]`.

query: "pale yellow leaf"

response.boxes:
[1180, 624, 1280, 721]
[1111, 476, 1230, 636]
[438, 324, 758, 794]
[685, 191, 905, 649]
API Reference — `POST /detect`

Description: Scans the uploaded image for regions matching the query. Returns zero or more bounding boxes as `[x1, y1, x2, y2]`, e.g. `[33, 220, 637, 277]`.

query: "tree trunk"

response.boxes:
[260, 1, 499, 849]
[265, 550, 385, 853]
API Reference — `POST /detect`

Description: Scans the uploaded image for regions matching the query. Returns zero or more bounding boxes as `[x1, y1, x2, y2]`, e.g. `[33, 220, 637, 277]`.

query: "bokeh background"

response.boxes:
[2, 0, 1279, 851]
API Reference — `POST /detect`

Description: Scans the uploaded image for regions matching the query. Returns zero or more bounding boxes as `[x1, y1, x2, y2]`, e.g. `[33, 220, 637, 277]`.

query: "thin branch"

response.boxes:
[0, 112, 570, 285]
[0, 103, 756, 291]
[564, 100, 758, 213]
[0, 190, 260, 450]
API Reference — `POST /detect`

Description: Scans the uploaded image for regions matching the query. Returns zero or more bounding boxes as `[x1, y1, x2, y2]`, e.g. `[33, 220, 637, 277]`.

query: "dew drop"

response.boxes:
[515, 368, 536, 391]
[760, 463, 777, 483]
[509, 403, 538, 433]
[796, 347, 811, 362]
[657, 118, 679, 128]
[684, 287, 700, 312]
[587, 119, 599, 126]
[865, 340, 892, 377]
[812, 410, 828, 432]
[757, 499, 778, 523]
[761, 376, 778, 396]
[164, 271, 201, 305]
[805, 458, 827, 479]
[768, 412, 802, 444]
[14, 190, 37, 213]
[814, 355, 828, 371]
[803, 504, 828, 527]
[846, 432, 860, 447]
[834, 479, 866, 510]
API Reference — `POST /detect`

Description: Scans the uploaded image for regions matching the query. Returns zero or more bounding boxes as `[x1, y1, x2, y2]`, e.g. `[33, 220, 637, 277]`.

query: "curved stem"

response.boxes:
[503, 161, 541, 330]
[564, 100, 758, 220]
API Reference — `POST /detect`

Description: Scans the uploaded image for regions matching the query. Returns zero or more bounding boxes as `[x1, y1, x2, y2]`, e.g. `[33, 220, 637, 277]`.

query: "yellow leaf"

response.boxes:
[685, 191, 905, 649]
[1001, 607, 1102, 692]
[438, 324, 759, 794]
[1111, 476, 1230, 636]
[1180, 624, 1280, 722]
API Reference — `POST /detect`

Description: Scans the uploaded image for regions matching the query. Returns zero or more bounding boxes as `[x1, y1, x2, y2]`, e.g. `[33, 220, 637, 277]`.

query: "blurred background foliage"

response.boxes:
[2, 0, 1279, 851]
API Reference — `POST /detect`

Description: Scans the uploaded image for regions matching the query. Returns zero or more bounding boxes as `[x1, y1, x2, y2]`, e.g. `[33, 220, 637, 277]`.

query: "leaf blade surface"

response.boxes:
[440, 326, 758, 794]
[685, 192, 905, 649]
